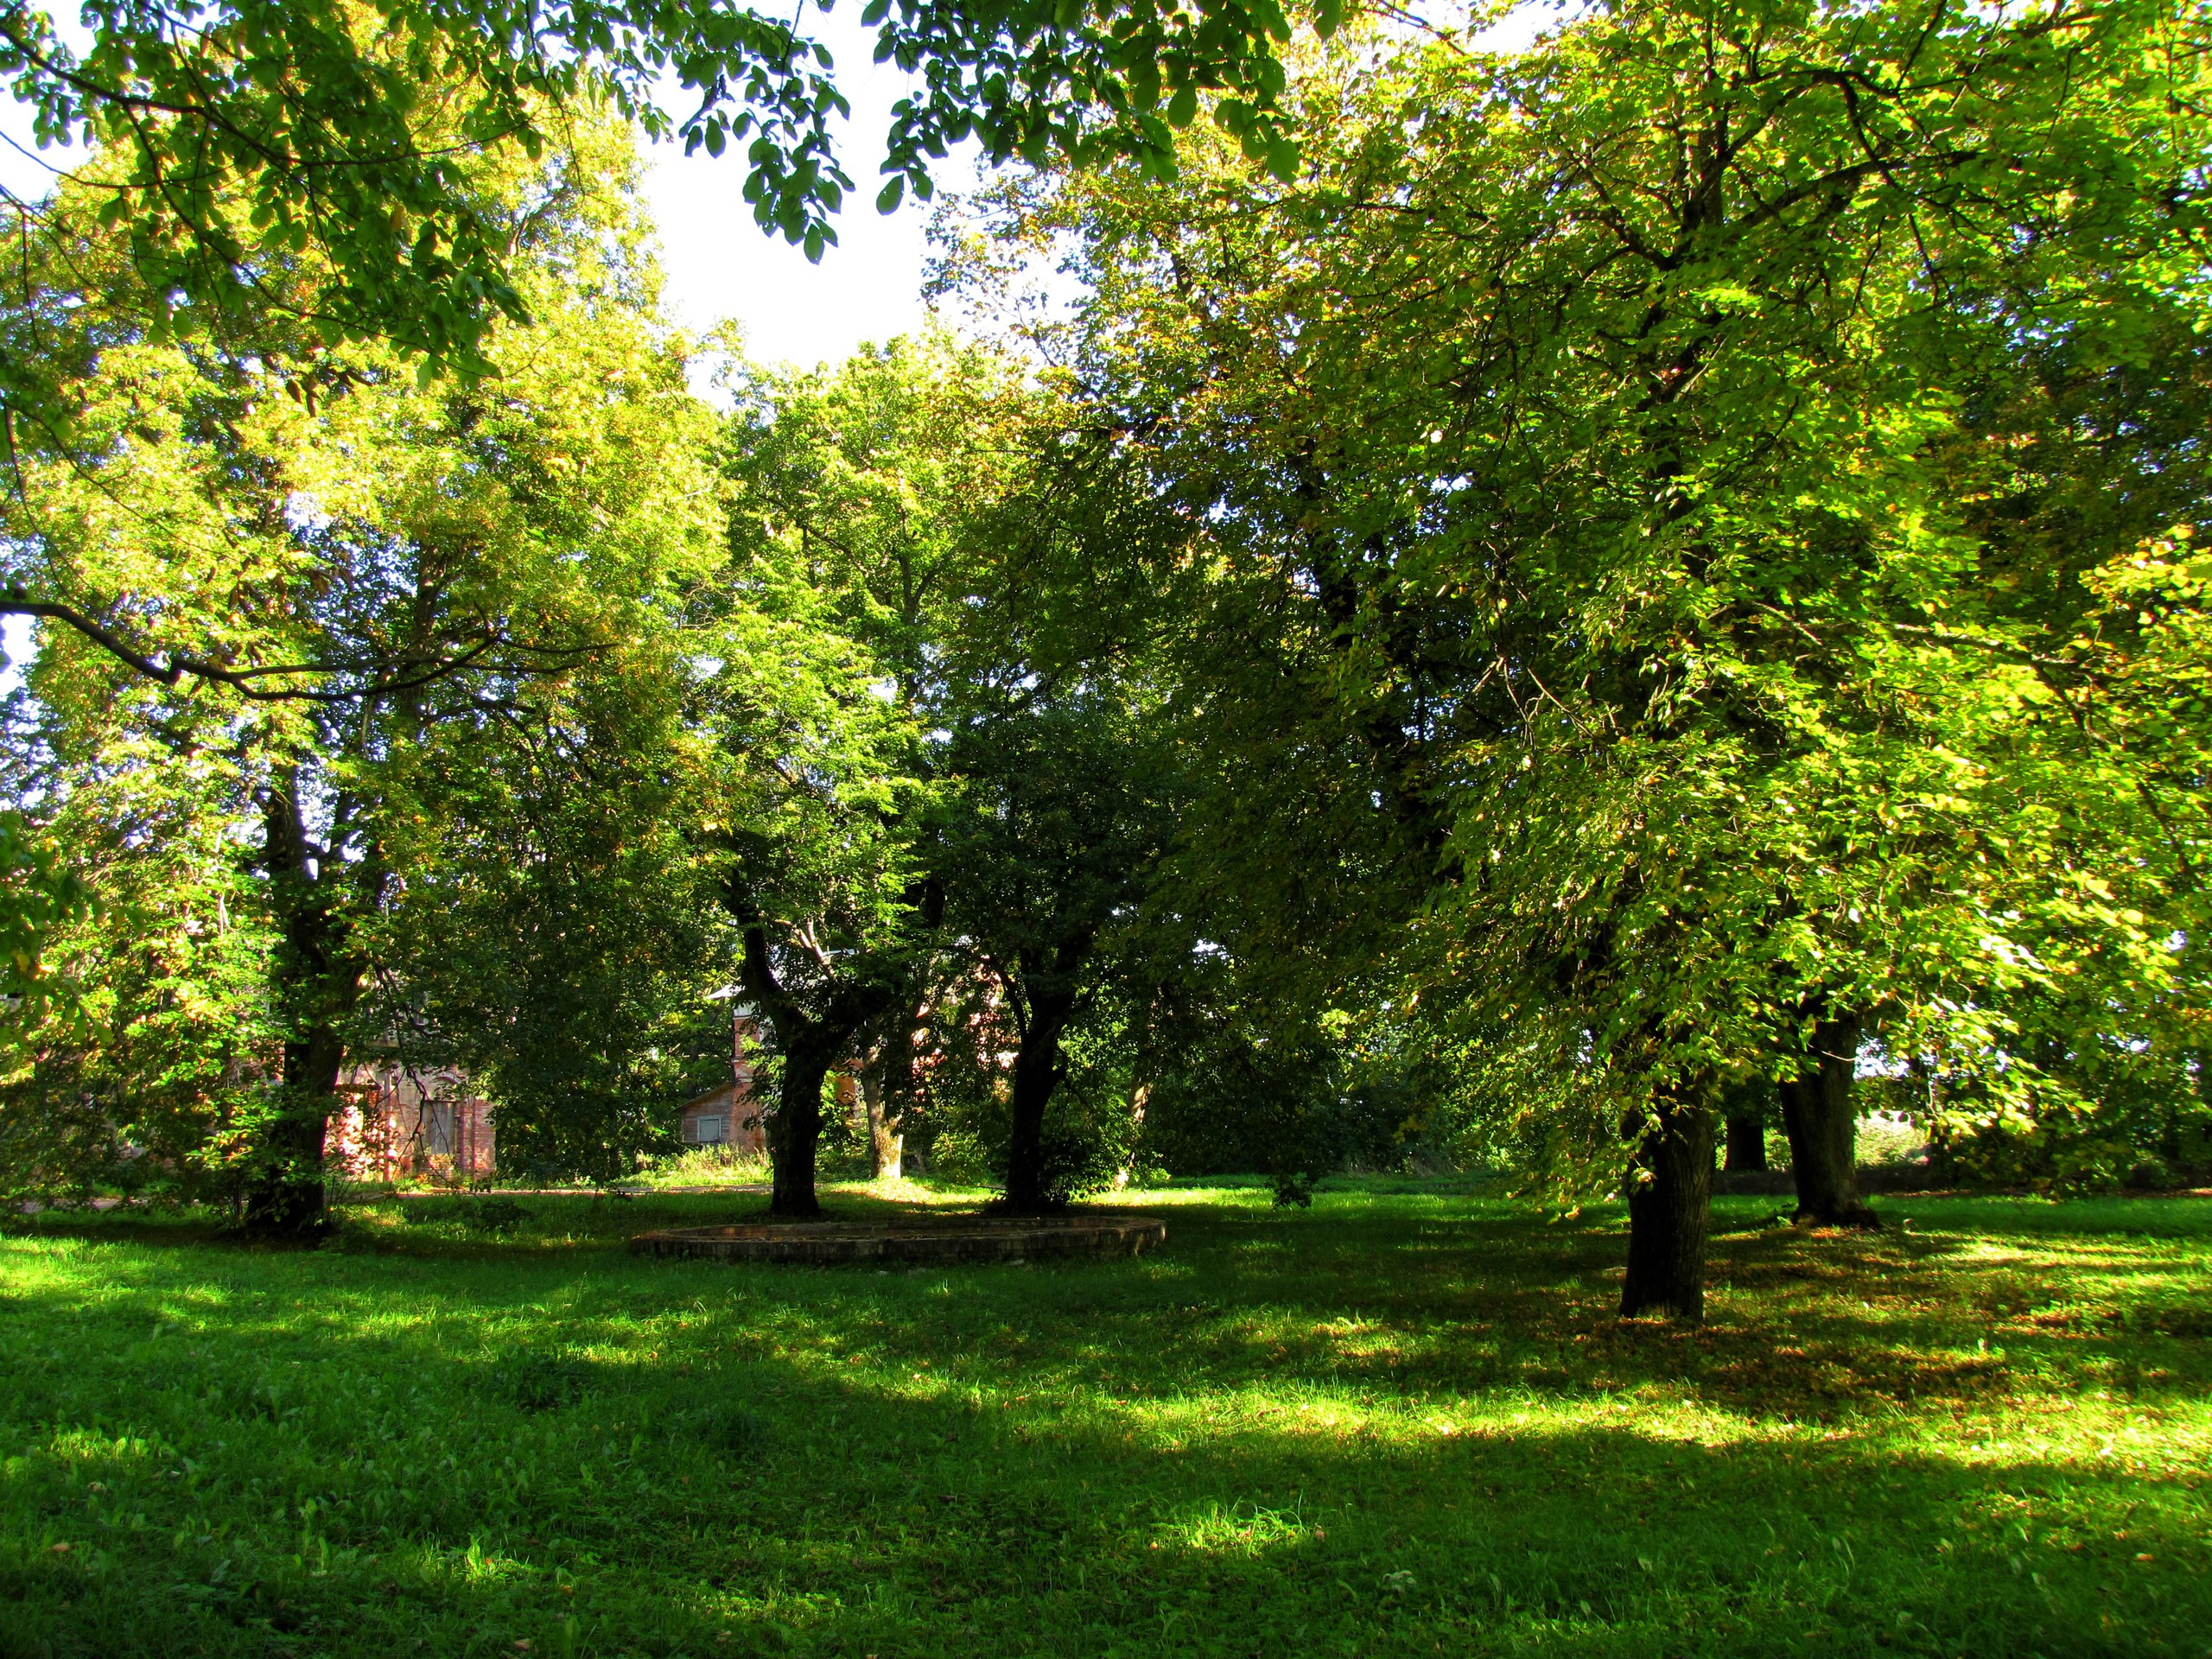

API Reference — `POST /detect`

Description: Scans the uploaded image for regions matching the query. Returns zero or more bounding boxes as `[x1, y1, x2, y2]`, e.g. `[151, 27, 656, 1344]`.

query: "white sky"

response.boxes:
[636, 4, 973, 371]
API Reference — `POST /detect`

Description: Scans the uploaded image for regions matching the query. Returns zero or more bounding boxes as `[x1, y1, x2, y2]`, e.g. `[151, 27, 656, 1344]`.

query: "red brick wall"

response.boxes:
[327, 1064, 495, 1180]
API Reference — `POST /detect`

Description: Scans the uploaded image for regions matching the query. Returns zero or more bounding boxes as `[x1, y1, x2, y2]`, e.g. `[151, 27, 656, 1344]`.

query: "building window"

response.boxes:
[695, 1115, 726, 1145]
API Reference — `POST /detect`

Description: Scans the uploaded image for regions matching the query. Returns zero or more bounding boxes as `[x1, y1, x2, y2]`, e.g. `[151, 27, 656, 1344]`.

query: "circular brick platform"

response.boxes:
[630, 1211, 1166, 1265]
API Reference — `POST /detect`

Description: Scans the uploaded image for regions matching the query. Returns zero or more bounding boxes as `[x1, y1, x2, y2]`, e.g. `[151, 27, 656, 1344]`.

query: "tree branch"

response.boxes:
[3, 586, 587, 703]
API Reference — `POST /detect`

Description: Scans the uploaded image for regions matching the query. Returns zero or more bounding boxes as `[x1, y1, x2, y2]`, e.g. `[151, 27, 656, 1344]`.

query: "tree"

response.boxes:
[0, 111, 726, 1230]
[704, 340, 1015, 1214]
[365, 643, 735, 1187]
[953, 0, 2212, 1315]
[938, 684, 1174, 1209]
[710, 337, 1224, 1211]
[0, 809, 89, 1041]
[919, 409, 1223, 1210]
[0, 737, 273, 1205]
[1719, 1078, 1773, 1174]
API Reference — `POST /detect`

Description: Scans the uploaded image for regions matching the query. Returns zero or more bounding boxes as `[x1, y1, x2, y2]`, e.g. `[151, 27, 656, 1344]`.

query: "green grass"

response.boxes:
[2, 1181, 2207, 1658]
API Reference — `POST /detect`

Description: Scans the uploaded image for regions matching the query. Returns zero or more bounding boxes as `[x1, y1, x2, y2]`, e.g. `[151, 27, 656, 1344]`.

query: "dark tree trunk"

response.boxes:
[242, 1027, 343, 1237]
[1620, 1085, 1717, 1323]
[728, 906, 898, 1220]
[1779, 1013, 1878, 1229]
[242, 772, 359, 1241]
[769, 1046, 832, 1217]
[1003, 990, 1075, 1212]
[1723, 1109, 1769, 1172]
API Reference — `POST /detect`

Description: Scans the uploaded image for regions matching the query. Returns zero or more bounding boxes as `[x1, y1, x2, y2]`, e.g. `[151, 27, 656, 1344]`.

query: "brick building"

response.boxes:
[327, 1059, 496, 1180]
[328, 1008, 776, 1178]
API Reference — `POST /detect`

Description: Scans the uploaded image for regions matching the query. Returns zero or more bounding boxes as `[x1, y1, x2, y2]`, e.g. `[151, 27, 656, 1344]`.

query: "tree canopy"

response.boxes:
[944, 0, 2212, 1310]
[0, 0, 1319, 452]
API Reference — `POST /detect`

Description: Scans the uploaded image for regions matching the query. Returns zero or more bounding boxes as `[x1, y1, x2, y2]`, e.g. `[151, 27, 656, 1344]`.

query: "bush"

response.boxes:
[1140, 1027, 1419, 1183]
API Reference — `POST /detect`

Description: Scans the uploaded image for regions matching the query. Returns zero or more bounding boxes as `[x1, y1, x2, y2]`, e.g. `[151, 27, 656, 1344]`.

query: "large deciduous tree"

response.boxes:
[713, 339, 1209, 1212]
[952, 0, 2212, 1315]
[926, 442, 1194, 1211]
[940, 683, 1176, 1210]
[0, 111, 726, 1230]
[703, 338, 1028, 1214]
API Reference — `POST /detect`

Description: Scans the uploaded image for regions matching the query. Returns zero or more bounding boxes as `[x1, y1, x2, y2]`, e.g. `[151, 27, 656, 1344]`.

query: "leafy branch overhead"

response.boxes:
[0, 0, 1315, 450]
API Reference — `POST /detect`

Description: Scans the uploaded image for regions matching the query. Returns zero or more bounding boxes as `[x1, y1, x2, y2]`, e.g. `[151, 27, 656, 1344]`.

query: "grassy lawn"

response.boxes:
[2, 1181, 2207, 1658]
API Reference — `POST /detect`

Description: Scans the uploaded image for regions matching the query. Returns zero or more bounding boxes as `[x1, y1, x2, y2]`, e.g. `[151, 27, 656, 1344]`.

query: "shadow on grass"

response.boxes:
[1, 1192, 2206, 1657]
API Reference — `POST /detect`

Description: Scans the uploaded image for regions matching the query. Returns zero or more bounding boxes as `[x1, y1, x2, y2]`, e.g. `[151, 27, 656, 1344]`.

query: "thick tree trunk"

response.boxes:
[243, 772, 357, 1240]
[1002, 993, 1074, 1212]
[1779, 1013, 1878, 1229]
[730, 914, 891, 1221]
[769, 1047, 832, 1217]
[1620, 1086, 1717, 1323]
[1722, 1109, 1769, 1172]
[242, 1027, 343, 1237]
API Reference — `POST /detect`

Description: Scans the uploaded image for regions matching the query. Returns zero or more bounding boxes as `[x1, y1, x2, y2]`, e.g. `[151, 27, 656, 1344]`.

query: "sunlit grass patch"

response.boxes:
[1, 1184, 2207, 1656]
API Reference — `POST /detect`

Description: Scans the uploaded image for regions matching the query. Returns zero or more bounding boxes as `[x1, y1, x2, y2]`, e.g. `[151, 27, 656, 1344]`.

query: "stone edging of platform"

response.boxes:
[629, 1211, 1166, 1265]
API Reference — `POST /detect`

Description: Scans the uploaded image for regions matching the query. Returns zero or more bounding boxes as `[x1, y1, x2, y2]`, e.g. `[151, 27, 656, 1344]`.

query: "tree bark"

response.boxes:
[728, 907, 898, 1219]
[1620, 1085, 1716, 1323]
[862, 1063, 901, 1181]
[1002, 988, 1076, 1213]
[242, 770, 360, 1240]
[242, 1026, 343, 1237]
[1722, 1107, 1769, 1172]
[768, 1045, 833, 1217]
[1779, 1013, 1878, 1229]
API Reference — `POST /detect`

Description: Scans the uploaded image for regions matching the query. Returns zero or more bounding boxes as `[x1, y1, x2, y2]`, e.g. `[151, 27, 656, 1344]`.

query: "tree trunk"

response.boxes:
[1003, 992, 1074, 1212]
[1779, 1013, 1878, 1229]
[1620, 1086, 1716, 1323]
[1115, 1080, 1150, 1189]
[1722, 1108, 1769, 1172]
[862, 1063, 901, 1181]
[243, 772, 355, 1240]
[862, 990, 928, 1182]
[726, 900, 903, 1218]
[769, 1046, 831, 1217]
[242, 1026, 343, 1237]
